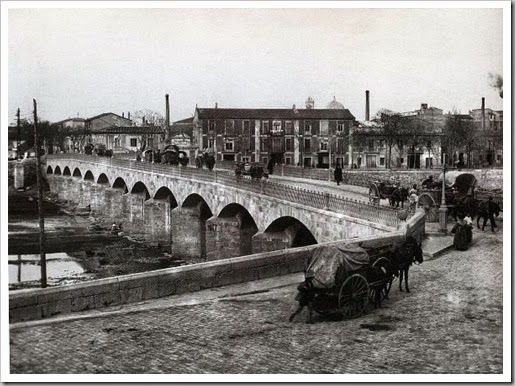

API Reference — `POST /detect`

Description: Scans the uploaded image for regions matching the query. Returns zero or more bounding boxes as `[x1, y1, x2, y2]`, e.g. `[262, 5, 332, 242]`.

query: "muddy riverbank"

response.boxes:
[8, 185, 202, 291]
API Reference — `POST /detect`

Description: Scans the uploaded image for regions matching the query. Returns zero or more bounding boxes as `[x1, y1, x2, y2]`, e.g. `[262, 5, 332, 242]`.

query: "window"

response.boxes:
[337, 121, 344, 132]
[226, 120, 235, 135]
[130, 138, 137, 147]
[285, 157, 292, 165]
[225, 140, 234, 151]
[305, 121, 312, 133]
[285, 138, 293, 151]
[147, 138, 153, 148]
[285, 121, 293, 134]
[304, 138, 311, 151]
[397, 140, 403, 149]
[380, 157, 385, 166]
[397, 157, 404, 165]
[368, 140, 375, 151]
[263, 121, 270, 134]
[272, 120, 282, 135]
[242, 156, 251, 163]
[321, 142, 328, 151]
[378, 140, 385, 149]
[209, 121, 215, 132]
[261, 140, 268, 151]
[208, 139, 214, 149]
[243, 120, 251, 135]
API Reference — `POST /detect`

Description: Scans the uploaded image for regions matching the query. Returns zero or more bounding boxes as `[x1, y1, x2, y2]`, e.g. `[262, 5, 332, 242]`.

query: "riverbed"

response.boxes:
[8, 186, 201, 290]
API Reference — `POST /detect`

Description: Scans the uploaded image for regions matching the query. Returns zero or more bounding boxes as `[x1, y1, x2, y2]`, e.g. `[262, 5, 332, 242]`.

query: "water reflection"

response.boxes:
[8, 252, 90, 284]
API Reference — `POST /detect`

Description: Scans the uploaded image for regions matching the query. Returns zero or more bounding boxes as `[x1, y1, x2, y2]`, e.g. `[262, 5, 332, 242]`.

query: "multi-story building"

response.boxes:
[352, 102, 446, 169]
[192, 98, 355, 168]
[469, 98, 503, 166]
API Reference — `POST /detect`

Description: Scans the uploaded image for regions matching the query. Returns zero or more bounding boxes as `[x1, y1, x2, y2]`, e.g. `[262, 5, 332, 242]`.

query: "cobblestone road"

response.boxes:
[9, 221, 505, 375]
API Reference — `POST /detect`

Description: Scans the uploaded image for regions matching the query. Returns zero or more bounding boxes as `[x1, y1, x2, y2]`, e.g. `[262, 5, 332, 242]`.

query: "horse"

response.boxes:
[385, 236, 423, 293]
[476, 200, 500, 231]
[389, 187, 409, 208]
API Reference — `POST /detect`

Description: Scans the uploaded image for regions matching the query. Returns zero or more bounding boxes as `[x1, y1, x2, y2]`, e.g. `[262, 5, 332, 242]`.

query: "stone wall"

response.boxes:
[9, 231, 406, 323]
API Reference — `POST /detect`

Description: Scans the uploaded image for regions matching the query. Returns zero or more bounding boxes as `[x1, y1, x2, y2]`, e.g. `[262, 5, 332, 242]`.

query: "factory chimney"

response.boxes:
[365, 90, 370, 121]
[165, 94, 170, 142]
[481, 97, 485, 131]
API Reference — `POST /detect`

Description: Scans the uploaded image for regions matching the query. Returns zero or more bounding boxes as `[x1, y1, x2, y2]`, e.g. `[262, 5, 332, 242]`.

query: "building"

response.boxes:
[469, 98, 503, 166]
[193, 98, 355, 168]
[89, 125, 163, 153]
[352, 99, 446, 169]
[85, 112, 133, 132]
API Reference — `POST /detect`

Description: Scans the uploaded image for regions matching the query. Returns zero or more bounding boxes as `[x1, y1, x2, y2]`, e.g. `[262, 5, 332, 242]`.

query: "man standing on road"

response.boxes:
[484, 196, 498, 232]
[334, 164, 343, 186]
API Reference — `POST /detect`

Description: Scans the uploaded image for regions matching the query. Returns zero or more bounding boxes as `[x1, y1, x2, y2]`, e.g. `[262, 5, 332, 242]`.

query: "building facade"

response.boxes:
[193, 98, 355, 168]
[469, 102, 503, 166]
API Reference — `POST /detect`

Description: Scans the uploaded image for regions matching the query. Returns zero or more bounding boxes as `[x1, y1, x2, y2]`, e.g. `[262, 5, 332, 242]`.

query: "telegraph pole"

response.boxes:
[33, 99, 47, 288]
[16, 108, 21, 159]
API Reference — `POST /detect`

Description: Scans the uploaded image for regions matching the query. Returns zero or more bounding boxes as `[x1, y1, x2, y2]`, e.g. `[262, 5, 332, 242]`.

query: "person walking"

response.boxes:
[334, 164, 343, 186]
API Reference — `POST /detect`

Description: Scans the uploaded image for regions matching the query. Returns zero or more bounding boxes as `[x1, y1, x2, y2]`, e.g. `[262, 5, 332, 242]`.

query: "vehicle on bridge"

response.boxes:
[162, 145, 189, 167]
[242, 162, 266, 180]
[368, 180, 408, 208]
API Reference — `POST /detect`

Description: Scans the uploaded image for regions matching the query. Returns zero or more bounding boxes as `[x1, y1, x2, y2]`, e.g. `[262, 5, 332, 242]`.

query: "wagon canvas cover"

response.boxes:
[306, 244, 370, 289]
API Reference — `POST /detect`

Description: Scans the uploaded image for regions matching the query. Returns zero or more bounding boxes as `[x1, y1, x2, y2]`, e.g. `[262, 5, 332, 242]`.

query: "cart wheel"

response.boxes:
[338, 274, 369, 319]
[372, 257, 394, 300]
[418, 193, 438, 222]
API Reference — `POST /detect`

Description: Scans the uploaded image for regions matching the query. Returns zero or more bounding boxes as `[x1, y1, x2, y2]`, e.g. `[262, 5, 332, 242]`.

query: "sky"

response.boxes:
[5, 4, 505, 124]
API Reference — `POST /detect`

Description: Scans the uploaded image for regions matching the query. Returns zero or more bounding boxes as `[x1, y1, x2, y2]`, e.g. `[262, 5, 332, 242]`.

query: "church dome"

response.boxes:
[326, 96, 344, 109]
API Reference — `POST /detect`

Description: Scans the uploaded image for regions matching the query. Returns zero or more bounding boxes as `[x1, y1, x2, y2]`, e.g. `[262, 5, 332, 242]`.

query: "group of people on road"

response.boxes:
[111, 222, 124, 236]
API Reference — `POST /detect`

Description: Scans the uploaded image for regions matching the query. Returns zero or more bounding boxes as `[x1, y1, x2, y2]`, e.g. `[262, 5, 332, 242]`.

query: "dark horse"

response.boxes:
[386, 237, 424, 293]
[389, 187, 409, 208]
[476, 200, 501, 230]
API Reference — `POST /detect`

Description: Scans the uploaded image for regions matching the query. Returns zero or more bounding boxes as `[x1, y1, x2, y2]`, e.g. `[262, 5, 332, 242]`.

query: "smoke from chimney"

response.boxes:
[365, 90, 370, 121]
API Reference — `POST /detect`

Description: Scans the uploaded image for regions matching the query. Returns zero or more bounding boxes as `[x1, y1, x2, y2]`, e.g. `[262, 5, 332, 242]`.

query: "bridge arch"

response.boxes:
[131, 181, 150, 200]
[154, 186, 179, 208]
[72, 167, 82, 178]
[84, 170, 95, 181]
[62, 166, 71, 176]
[97, 173, 109, 185]
[112, 177, 128, 193]
[46, 166, 53, 174]
[54, 166, 62, 175]
[182, 193, 213, 219]
[265, 216, 318, 247]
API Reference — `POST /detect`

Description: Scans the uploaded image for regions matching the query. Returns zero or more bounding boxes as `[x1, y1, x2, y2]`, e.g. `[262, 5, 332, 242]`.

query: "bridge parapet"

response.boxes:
[47, 154, 401, 228]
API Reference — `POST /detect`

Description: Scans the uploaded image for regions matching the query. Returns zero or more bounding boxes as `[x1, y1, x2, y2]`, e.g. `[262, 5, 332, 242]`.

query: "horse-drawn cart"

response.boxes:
[368, 180, 408, 208]
[299, 244, 395, 320]
[417, 172, 478, 222]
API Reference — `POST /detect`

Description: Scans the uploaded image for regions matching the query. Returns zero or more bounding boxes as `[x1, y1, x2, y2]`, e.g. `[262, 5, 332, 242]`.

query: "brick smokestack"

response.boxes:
[128, 112, 130, 120]
[365, 90, 370, 121]
[481, 97, 485, 131]
[165, 94, 170, 142]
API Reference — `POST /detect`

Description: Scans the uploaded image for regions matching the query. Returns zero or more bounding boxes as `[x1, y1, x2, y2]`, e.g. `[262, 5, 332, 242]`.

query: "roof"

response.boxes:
[196, 107, 355, 120]
[170, 117, 194, 137]
[326, 97, 345, 109]
[91, 126, 163, 135]
[86, 112, 131, 122]
[53, 117, 86, 125]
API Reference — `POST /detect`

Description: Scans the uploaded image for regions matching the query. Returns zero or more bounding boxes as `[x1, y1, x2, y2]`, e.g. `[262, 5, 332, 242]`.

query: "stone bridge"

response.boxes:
[45, 155, 401, 260]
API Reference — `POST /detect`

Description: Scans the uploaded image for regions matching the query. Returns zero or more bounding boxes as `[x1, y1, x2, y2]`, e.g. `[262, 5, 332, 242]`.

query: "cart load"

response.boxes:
[306, 244, 370, 289]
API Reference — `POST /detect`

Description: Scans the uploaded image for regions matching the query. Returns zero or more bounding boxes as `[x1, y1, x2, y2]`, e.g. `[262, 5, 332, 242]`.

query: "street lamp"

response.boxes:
[439, 153, 448, 233]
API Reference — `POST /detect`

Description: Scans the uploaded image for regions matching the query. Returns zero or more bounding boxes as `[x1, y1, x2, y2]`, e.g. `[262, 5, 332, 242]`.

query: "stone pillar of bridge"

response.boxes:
[104, 188, 129, 228]
[125, 193, 146, 237]
[90, 183, 109, 213]
[205, 212, 256, 260]
[143, 198, 173, 249]
[78, 180, 94, 209]
[251, 223, 299, 254]
[51, 176, 74, 203]
[171, 203, 207, 260]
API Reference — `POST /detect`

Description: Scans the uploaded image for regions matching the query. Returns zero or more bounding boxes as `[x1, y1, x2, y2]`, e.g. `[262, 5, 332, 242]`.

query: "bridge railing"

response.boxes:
[47, 154, 401, 227]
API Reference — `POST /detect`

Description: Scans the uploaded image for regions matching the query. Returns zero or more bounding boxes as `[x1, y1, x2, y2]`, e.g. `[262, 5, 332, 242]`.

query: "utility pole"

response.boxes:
[33, 99, 47, 288]
[16, 108, 21, 159]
